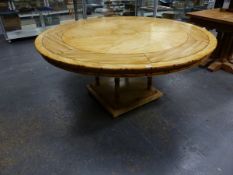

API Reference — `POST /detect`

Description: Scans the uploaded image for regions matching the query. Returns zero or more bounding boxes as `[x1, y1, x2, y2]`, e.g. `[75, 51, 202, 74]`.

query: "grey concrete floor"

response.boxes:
[0, 37, 233, 175]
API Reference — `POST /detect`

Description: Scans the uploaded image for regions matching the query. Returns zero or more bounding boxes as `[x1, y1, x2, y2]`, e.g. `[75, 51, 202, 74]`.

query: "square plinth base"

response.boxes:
[87, 78, 163, 118]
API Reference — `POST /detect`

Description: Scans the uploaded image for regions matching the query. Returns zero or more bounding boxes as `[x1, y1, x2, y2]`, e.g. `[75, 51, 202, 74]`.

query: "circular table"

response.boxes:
[35, 17, 217, 117]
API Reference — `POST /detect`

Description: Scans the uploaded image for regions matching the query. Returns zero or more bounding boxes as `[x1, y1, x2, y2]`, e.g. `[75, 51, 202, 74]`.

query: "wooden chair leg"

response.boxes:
[147, 77, 152, 90]
[114, 78, 120, 105]
[95, 76, 100, 86]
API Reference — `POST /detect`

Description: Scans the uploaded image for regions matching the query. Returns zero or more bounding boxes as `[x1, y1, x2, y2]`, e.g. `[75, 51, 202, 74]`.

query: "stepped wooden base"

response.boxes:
[87, 78, 163, 118]
[199, 58, 213, 67]
[207, 61, 233, 74]
[199, 59, 233, 74]
[208, 61, 223, 72]
[222, 62, 233, 73]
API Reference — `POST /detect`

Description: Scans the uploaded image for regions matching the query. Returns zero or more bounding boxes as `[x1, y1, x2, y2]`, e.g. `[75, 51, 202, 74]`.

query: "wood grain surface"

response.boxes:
[35, 16, 217, 77]
[187, 8, 233, 26]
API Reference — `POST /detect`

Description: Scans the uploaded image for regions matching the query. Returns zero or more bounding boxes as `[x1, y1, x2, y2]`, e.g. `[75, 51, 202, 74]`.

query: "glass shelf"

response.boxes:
[0, 0, 213, 42]
[0, 0, 75, 42]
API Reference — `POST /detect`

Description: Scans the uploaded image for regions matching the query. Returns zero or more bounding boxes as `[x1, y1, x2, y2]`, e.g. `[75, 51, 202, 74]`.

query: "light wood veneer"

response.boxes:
[35, 16, 217, 77]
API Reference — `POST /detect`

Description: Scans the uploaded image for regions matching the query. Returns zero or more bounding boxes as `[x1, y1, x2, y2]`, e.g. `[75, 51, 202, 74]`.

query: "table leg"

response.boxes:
[200, 31, 223, 67]
[222, 34, 233, 73]
[114, 78, 120, 106]
[147, 77, 152, 90]
[124, 78, 129, 85]
[212, 31, 223, 59]
[95, 76, 100, 86]
[208, 32, 233, 73]
[87, 77, 163, 118]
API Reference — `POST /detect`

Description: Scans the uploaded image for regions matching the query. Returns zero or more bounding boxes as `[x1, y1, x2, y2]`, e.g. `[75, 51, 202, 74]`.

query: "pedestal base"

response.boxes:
[87, 78, 163, 118]
[199, 31, 233, 74]
[207, 61, 233, 74]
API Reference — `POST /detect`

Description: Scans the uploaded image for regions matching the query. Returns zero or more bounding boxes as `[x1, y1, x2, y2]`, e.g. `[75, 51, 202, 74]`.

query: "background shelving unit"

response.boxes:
[0, 0, 75, 42]
[0, 0, 214, 42]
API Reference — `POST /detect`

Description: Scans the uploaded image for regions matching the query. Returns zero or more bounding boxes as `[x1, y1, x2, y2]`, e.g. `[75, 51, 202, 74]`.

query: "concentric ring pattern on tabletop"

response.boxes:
[35, 16, 217, 77]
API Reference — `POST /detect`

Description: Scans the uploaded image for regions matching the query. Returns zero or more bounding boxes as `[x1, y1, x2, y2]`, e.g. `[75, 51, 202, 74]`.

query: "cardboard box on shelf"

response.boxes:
[1, 13, 21, 31]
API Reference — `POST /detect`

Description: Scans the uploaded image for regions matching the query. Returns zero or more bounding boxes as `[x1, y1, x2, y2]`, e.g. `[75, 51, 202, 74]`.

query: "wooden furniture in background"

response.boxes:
[187, 9, 233, 74]
[35, 17, 217, 117]
[230, 0, 233, 9]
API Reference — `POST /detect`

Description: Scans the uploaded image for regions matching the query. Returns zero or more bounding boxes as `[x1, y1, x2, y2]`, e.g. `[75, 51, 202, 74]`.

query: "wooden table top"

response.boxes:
[187, 9, 233, 26]
[35, 17, 217, 77]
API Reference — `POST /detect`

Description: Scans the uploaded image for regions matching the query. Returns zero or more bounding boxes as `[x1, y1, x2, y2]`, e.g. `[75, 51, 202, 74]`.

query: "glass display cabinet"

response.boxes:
[138, 0, 210, 19]
[86, 0, 214, 18]
[0, 0, 215, 42]
[94, 0, 136, 16]
[0, 0, 75, 42]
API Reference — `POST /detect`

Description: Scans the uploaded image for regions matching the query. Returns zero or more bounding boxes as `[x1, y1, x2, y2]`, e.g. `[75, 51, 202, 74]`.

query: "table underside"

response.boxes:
[87, 77, 163, 117]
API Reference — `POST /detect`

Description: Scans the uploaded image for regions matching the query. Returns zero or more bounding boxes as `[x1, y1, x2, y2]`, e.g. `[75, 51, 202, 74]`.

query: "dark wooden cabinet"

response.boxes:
[229, 0, 233, 9]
